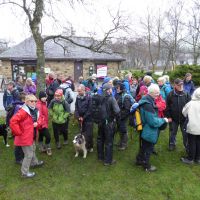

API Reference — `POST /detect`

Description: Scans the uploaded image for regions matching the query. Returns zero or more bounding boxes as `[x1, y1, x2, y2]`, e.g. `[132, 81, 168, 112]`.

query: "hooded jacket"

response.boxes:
[10, 104, 39, 146]
[182, 88, 200, 135]
[139, 95, 166, 144]
[36, 100, 48, 129]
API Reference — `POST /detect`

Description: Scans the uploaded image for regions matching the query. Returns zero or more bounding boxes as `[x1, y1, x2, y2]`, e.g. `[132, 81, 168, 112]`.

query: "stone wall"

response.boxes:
[45, 60, 74, 79]
[107, 62, 120, 77]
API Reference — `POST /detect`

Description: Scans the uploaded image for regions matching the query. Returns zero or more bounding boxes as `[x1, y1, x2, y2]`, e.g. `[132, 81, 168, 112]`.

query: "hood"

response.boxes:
[138, 94, 154, 106]
[192, 87, 200, 100]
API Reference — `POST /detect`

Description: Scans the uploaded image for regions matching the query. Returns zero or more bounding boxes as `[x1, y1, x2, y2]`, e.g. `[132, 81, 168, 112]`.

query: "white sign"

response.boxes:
[97, 65, 107, 78]
[44, 67, 51, 73]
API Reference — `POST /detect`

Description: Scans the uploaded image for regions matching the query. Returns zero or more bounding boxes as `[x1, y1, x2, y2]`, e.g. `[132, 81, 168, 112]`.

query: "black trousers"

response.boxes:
[97, 122, 114, 163]
[187, 134, 200, 161]
[81, 121, 93, 150]
[38, 128, 51, 145]
[14, 146, 24, 162]
[136, 138, 154, 169]
[52, 122, 68, 143]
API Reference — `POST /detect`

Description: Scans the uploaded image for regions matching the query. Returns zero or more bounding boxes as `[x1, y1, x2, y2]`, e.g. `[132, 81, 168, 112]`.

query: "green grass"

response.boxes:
[1, 117, 200, 200]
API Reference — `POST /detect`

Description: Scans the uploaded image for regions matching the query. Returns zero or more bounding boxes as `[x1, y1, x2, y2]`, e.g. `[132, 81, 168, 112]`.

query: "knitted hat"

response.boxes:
[39, 91, 47, 99]
[55, 89, 63, 96]
[103, 77, 112, 84]
[103, 83, 112, 91]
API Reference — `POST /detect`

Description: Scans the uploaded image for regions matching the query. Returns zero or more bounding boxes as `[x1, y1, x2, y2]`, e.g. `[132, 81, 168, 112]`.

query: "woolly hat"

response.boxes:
[103, 83, 112, 91]
[55, 89, 63, 96]
[103, 77, 112, 84]
[39, 91, 47, 99]
[65, 80, 72, 85]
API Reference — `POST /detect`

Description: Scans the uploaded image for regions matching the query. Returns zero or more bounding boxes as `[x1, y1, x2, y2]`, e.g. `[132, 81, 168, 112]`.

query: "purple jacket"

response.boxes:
[23, 84, 36, 95]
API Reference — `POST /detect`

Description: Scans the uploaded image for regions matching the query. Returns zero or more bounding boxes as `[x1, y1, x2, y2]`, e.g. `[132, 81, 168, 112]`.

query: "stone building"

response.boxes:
[0, 36, 125, 82]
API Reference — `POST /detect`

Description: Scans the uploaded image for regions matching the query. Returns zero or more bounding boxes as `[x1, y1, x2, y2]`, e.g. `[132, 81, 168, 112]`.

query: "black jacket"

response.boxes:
[103, 94, 120, 122]
[75, 95, 92, 122]
[165, 90, 191, 123]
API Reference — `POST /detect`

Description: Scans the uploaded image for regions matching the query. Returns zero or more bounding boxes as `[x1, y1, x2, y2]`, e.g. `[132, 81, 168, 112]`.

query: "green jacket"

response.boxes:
[48, 99, 69, 124]
[139, 95, 166, 144]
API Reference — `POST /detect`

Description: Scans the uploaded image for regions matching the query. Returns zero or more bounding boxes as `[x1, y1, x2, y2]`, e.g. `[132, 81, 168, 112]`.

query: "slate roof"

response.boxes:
[0, 36, 125, 61]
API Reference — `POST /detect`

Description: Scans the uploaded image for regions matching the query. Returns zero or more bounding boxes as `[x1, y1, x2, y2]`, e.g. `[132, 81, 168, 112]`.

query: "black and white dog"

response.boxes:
[73, 134, 87, 158]
[0, 124, 10, 147]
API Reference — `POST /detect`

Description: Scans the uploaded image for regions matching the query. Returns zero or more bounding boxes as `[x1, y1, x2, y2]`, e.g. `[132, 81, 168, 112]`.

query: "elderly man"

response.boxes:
[75, 84, 93, 152]
[135, 84, 168, 172]
[165, 78, 191, 151]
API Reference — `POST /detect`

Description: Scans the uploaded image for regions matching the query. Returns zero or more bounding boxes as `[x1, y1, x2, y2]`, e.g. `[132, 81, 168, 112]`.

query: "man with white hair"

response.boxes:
[135, 84, 168, 172]
[75, 84, 93, 152]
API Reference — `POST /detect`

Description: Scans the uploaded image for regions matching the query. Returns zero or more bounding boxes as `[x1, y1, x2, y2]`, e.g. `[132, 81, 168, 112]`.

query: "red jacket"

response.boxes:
[10, 105, 39, 146]
[155, 95, 166, 118]
[36, 100, 48, 129]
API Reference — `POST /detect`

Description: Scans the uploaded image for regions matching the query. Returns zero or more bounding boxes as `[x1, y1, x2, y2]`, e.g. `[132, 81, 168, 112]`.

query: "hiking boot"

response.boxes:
[169, 144, 175, 151]
[135, 160, 144, 166]
[195, 159, 200, 164]
[89, 148, 93, 153]
[22, 172, 35, 178]
[16, 160, 23, 165]
[63, 140, 68, 145]
[181, 157, 194, 165]
[39, 143, 46, 153]
[104, 160, 117, 166]
[46, 148, 52, 156]
[118, 146, 126, 151]
[56, 142, 61, 149]
[31, 160, 44, 168]
[145, 165, 157, 172]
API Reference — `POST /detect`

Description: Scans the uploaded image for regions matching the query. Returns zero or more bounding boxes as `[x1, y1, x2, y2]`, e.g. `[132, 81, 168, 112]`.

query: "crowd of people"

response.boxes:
[1, 71, 200, 178]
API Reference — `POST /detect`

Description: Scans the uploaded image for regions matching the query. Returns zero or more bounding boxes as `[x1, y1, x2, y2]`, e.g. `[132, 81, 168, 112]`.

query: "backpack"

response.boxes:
[129, 103, 143, 132]
[91, 94, 109, 124]
[6, 104, 16, 126]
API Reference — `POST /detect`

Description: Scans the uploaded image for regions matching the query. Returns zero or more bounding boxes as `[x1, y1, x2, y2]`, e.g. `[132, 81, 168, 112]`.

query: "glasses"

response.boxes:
[29, 100, 37, 103]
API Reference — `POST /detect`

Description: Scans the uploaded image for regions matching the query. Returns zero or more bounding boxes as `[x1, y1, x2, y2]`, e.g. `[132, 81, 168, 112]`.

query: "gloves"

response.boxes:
[130, 103, 139, 113]
[164, 118, 168, 123]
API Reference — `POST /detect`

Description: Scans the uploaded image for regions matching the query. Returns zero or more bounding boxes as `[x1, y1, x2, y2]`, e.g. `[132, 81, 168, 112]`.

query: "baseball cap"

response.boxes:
[103, 83, 112, 91]
[174, 78, 183, 85]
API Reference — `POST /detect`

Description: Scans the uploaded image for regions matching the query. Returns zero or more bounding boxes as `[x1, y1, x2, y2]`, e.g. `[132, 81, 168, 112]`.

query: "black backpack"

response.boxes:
[92, 94, 108, 124]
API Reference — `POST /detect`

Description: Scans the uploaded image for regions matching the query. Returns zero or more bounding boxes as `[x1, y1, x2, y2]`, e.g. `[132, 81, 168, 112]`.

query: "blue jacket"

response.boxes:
[139, 95, 166, 144]
[159, 84, 172, 101]
[183, 80, 195, 96]
[123, 80, 130, 94]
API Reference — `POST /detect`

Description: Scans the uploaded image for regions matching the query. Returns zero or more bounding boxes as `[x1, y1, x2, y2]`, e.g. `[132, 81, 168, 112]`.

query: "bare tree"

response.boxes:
[0, 0, 128, 91]
[165, 0, 184, 69]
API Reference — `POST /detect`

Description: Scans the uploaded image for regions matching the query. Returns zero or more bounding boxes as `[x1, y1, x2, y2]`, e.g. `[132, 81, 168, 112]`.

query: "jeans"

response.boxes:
[97, 122, 114, 163]
[169, 121, 188, 150]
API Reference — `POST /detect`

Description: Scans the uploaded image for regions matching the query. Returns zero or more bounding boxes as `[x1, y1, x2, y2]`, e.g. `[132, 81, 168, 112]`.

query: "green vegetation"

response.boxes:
[1, 116, 200, 200]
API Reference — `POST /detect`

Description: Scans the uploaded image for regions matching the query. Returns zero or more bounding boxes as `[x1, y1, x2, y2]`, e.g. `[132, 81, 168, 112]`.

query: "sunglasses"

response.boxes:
[29, 100, 37, 103]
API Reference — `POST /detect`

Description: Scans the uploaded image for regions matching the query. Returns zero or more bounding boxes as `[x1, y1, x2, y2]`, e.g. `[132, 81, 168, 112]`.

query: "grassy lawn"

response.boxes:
[0, 117, 200, 200]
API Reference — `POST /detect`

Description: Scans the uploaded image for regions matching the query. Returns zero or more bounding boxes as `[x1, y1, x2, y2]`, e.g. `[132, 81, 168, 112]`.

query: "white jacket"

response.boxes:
[182, 87, 200, 135]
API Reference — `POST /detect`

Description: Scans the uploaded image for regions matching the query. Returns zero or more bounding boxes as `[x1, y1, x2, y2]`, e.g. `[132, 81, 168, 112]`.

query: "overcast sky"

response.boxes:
[0, 0, 189, 46]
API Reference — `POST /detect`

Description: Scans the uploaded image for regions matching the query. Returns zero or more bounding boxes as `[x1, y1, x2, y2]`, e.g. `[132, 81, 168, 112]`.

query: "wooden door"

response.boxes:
[74, 61, 83, 82]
